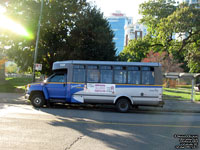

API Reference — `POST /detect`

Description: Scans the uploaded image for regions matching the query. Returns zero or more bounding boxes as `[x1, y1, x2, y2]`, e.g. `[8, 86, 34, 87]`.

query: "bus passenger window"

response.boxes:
[128, 67, 140, 84]
[87, 65, 99, 83]
[100, 66, 113, 83]
[73, 65, 85, 82]
[114, 66, 126, 84]
[142, 67, 154, 85]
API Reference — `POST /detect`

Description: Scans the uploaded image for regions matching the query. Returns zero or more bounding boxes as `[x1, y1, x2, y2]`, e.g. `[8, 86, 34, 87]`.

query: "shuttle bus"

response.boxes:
[25, 60, 164, 112]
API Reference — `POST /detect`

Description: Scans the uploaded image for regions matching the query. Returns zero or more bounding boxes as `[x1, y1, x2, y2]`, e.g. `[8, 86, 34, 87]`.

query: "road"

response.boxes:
[0, 103, 200, 150]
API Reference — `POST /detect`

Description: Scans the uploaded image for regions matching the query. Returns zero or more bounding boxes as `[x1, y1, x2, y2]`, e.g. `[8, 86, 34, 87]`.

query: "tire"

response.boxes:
[116, 98, 130, 113]
[31, 93, 45, 108]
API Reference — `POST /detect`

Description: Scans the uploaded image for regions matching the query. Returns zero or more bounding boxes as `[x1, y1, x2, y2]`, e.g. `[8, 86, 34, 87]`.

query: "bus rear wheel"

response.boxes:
[31, 94, 45, 108]
[116, 98, 130, 113]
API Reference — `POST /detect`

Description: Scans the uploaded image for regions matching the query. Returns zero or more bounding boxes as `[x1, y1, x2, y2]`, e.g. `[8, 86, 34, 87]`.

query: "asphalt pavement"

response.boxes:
[1, 104, 200, 150]
[0, 92, 200, 113]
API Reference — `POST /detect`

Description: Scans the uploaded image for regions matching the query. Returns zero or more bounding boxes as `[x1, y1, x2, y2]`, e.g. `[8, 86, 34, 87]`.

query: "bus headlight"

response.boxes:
[26, 84, 31, 90]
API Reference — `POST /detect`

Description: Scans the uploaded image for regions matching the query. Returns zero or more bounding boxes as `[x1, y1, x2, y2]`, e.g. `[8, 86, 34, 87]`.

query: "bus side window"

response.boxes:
[127, 66, 140, 84]
[114, 66, 126, 84]
[73, 65, 85, 83]
[100, 66, 113, 84]
[141, 67, 154, 85]
[87, 65, 99, 83]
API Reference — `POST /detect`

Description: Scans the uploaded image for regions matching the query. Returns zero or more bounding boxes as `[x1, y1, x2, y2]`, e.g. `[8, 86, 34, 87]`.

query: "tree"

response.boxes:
[5, 63, 18, 74]
[184, 40, 200, 73]
[0, 58, 6, 82]
[157, 4, 200, 72]
[139, 0, 179, 53]
[142, 50, 183, 73]
[137, 0, 200, 72]
[118, 38, 151, 62]
[69, 7, 116, 61]
[139, 0, 177, 36]
[0, 0, 116, 75]
[0, 45, 6, 81]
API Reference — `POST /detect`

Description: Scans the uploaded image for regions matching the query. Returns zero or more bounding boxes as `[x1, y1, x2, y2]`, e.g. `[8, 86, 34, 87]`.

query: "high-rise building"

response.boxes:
[180, 0, 200, 8]
[107, 11, 133, 55]
[124, 22, 147, 46]
[181, 0, 199, 4]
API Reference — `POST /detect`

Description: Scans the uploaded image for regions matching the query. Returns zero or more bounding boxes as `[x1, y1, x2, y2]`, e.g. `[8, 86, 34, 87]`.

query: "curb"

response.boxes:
[0, 101, 200, 114]
[0, 101, 30, 105]
[136, 108, 200, 114]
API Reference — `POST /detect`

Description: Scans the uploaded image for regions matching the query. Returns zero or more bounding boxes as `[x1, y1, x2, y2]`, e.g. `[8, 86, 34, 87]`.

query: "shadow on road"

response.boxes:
[38, 105, 183, 150]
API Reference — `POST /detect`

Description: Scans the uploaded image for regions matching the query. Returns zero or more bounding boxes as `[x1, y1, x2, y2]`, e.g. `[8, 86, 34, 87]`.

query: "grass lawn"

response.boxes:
[0, 77, 32, 93]
[163, 87, 200, 101]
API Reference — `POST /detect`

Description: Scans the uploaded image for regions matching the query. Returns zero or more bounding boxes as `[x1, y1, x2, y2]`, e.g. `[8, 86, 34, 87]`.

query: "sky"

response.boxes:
[88, 0, 147, 22]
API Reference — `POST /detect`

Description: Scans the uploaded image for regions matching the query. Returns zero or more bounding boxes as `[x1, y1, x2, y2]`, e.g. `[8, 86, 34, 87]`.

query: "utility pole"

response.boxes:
[191, 77, 195, 102]
[32, 0, 44, 82]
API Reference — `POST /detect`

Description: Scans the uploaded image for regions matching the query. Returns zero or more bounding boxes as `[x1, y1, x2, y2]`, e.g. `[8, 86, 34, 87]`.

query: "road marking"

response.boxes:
[60, 119, 200, 129]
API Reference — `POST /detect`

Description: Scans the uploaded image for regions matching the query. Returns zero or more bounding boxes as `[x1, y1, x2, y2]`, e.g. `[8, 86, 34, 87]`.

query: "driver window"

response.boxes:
[49, 74, 65, 82]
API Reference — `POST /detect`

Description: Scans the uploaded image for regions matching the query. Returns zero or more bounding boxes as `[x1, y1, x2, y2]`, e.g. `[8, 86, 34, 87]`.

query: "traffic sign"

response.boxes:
[35, 63, 42, 71]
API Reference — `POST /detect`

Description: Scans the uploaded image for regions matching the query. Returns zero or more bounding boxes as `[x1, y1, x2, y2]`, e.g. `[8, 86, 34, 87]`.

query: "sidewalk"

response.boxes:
[139, 100, 200, 113]
[0, 92, 200, 113]
[0, 93, 29, 105]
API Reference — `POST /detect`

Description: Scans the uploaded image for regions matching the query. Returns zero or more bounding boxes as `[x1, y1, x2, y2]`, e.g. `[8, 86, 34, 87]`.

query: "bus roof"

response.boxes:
[52, 60, 161, 70]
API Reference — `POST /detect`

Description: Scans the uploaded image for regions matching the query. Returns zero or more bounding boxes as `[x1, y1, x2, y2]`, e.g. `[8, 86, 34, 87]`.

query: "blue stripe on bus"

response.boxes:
[70, 84, 84, 94]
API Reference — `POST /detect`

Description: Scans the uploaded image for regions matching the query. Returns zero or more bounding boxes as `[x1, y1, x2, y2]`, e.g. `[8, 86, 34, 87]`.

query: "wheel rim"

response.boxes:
[34, 97, 42, 105]
[119, 101, 128, 111]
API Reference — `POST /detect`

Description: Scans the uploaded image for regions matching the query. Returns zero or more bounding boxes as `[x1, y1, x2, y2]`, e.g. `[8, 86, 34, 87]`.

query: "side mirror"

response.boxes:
[41, 79, 47, 86]
[42, 79, 47, 85]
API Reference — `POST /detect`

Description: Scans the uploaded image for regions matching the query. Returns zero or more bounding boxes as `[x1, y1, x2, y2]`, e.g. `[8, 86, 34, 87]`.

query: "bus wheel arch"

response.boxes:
[115, 96, 132, 113]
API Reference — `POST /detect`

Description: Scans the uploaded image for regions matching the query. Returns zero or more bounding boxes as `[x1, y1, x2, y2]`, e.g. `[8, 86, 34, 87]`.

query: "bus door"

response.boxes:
[45, 73, 67, 99]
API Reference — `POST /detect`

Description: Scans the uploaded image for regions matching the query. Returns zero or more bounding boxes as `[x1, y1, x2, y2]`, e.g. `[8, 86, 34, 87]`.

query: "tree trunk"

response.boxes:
[0, 63, 5, 83]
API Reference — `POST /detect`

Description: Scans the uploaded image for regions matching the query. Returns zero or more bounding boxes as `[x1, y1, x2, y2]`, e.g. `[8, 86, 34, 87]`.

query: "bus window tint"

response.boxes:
[100, 66, 113, 83]
[73, 65, 85, 82]
[142, 67, 154, 85]
[128, 67, 140, 84]
[87, 65, 99, 83]
[114, 66, 126, 84]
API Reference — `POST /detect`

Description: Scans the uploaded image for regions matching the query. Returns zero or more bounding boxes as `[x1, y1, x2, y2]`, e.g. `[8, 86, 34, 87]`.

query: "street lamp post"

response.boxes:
[32, 0, 44, 82]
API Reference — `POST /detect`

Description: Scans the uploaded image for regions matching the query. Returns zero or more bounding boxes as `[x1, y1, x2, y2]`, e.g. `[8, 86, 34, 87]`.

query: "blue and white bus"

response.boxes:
[25, 60, 164, 112]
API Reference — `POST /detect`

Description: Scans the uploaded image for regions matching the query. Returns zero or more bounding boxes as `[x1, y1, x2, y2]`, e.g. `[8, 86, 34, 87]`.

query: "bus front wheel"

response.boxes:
[116, 98, 130, 113]
[31, 94, 45, 108]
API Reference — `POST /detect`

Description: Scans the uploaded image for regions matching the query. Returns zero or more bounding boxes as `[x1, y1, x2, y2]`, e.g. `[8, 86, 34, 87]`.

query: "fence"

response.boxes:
[5, 73, 32, 78]
[5, 73, 45, 82]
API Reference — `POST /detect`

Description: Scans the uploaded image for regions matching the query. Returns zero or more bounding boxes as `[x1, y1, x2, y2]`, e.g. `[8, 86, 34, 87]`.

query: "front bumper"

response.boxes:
[25, 93, 30, 100]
